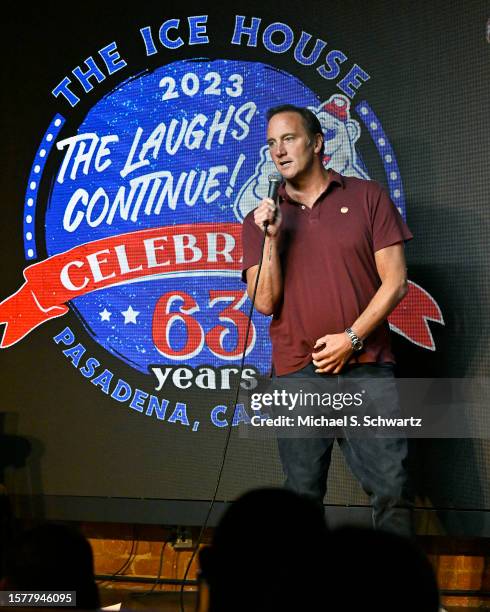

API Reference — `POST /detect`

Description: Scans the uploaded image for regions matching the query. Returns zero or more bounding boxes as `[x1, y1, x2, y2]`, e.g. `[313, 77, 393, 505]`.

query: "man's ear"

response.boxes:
[314, 133, 324, 154]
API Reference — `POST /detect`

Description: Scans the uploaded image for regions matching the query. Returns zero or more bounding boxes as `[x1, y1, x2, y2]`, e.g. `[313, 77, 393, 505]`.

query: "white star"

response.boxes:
[121, 305, 140, 324]
[99, 308, 112, 322]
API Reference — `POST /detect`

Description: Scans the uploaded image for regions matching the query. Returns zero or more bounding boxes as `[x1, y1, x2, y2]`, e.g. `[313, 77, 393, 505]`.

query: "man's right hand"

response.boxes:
[253, 197, 282, 237]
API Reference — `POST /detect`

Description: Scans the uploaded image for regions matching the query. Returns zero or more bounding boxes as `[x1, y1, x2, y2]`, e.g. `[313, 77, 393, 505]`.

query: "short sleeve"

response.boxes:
[370, 184, 413, 252]
[241, 211, 264, 282]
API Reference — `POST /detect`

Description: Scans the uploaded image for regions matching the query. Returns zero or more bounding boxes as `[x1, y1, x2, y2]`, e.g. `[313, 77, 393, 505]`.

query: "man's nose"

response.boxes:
[276, 141, 287, 156]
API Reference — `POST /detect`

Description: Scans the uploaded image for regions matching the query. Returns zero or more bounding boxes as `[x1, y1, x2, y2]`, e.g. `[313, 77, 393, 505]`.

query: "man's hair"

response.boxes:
[266, 104, 325, 156]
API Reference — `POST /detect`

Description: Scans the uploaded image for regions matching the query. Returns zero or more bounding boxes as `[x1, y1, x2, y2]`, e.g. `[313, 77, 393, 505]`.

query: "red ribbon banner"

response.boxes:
[388, 280, 444, 351]
[0, 224, 443, 351]
[0, 223, 243, 348]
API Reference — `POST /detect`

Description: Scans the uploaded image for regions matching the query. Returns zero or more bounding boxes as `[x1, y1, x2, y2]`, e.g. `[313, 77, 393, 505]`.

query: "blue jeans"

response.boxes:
[275, 363, 413, 536]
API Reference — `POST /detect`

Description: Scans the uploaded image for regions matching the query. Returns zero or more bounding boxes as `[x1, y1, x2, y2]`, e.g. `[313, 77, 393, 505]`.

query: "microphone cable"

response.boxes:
[179, 220, 271, 612]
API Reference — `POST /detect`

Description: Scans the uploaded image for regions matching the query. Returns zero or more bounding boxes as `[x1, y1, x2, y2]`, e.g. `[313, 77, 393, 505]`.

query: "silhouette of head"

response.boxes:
[199, 487, 329, 612]
[325, 526, 440, 611]
[2, 523, 99, 609]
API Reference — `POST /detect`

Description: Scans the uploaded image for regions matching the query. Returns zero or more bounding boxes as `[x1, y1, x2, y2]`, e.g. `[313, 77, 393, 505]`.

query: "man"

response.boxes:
[241, 104, 414, 536]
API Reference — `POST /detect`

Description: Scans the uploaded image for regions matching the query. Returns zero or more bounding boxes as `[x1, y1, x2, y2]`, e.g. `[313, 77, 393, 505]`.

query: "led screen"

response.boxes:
[0, 1, 489, 527]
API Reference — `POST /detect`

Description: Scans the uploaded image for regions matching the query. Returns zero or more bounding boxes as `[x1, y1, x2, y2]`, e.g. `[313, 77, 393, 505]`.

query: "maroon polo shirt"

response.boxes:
[241, 170, 413, 375]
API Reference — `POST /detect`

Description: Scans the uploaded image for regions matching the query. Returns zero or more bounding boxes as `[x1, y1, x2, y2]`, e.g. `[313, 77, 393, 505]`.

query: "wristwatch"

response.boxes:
[345, 328, 364, 351]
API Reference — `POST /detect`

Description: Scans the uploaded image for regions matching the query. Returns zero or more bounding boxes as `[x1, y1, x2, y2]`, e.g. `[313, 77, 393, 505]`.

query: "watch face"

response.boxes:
[346, 329, 363, 351]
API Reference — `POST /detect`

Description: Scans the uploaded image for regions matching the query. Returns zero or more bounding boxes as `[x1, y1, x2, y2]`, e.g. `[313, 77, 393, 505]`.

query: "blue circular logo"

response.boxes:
[45, 60, 320, 374]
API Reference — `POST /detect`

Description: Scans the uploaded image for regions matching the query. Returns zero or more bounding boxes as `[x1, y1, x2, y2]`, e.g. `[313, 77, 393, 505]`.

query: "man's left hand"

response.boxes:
[312, 333, 353, 374]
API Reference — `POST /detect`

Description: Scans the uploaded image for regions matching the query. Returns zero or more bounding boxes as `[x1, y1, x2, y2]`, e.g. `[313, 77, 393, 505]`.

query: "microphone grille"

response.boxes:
[268, 173, 283, 183]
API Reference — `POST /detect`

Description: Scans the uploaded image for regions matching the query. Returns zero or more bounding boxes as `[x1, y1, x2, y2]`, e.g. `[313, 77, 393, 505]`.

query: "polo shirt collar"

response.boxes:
[278, 169, 344, 204]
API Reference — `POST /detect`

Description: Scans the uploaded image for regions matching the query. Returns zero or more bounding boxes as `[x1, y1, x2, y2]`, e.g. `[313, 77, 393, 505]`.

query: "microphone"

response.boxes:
[265, 173, 283, 229]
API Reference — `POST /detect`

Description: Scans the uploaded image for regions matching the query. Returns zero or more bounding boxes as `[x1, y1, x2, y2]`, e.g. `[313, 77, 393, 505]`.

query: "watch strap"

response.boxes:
[345, 327, 363, 351]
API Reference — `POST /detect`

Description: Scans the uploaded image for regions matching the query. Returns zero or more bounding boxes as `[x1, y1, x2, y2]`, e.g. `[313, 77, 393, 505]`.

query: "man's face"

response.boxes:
[266, 112, 318, 181]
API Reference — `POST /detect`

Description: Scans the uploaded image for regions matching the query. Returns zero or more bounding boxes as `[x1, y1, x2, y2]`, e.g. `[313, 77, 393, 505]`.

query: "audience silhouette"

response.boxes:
[199, 487, 329, 612]
[0, 523, 100, 609]
[325, 525, 440, 611]
[198, 487, 440, 612]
